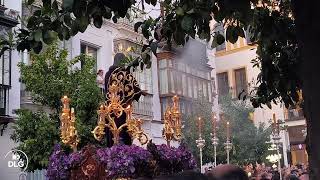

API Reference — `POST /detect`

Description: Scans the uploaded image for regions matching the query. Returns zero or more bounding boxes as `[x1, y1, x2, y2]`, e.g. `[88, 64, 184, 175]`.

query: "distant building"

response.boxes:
[284, 101, 308, 165]
[211, 22, 300, 167]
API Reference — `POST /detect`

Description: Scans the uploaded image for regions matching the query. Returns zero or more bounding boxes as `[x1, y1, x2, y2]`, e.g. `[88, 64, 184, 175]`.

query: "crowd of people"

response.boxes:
[203, 163, 309, 180]
[134, 163, 309, 180]
[242, 163, 309, 180]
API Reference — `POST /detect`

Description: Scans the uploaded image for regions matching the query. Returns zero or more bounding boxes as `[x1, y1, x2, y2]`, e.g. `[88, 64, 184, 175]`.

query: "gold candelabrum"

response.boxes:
[162, 95, 182, 146]
[60, 96, 79, 152]
[91, 84, 149, 145]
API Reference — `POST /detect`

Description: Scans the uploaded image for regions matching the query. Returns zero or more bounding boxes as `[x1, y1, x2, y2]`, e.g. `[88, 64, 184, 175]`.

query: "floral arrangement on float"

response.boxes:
[46, 142, 196, 180]
[46, 94, 196, 180]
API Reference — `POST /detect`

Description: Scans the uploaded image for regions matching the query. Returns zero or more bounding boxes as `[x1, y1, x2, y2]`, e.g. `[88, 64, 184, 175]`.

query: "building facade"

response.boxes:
[0, 1, 22, 179]
[212, 21, 286, 165]
[284, 104, 308, 165]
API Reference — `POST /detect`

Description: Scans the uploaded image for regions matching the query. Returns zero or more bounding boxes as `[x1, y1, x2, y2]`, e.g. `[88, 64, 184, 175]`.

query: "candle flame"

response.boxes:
[227, 121, 229, 125]
[272, 113, 277, 123]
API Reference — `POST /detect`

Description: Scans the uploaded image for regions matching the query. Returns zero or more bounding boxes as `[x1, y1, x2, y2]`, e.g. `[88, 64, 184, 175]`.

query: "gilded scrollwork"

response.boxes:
[92, 67, 149, 145]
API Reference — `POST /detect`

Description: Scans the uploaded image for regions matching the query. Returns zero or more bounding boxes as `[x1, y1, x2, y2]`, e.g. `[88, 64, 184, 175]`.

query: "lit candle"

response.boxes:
[272, 113, 279, 134]
[212, 114, 217, 135]
[272, 113, 277, 124]
[198, 117, 202, 136]
[226, 121, 230, 141]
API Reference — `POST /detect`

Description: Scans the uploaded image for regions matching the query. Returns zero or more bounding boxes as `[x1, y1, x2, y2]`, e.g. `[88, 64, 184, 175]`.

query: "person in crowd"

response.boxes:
[271, 171, 280, 180]
[299, 172, 309, 180]
[207, 164, 249, 180]
[155, 170, 210, 180]
[96, 69, 105, 94]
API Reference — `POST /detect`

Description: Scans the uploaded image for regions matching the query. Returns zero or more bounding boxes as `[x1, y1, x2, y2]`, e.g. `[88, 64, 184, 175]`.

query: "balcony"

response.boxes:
[285, 107, 304, 121]
[132, 94, 153, 118]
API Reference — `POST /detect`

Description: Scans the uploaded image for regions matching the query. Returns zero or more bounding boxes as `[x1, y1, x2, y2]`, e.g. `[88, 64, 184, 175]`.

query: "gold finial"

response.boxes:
[60, 96, 79, 152]
[162, 95, 182, 146]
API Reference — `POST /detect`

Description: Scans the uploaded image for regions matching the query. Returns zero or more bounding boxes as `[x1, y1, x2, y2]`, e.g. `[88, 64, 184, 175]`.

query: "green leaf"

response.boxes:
[134, 22, 143, 32]
[226, 26, 239, 44]
[216, 33, 225, 45]
[103, 7, 112, 19]
[93, 15, 103, 28]
[150, 42, 158, 56]
[42, 31, 57, 44]
[142, 27, 150, 39]
[63, 0, 74, 10]
[211, 37, 219, 48]
[151, 0, 157, 6]
[27, 0, 35, 5]
[186, 9, 195, 14]
[64, 14, 72, 27]
[78, 16, 89, 33]
[112, 16, 118, 23]
[34, 30, 42, 42]
[181, 16, 193, 32]
[176, 7, 184, 16]
[32, 41, 43, 54]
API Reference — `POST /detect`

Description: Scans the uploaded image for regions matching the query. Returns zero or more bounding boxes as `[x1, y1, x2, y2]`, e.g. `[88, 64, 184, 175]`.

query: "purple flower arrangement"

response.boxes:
[147, 143, 197, 176]
[46, 142, 196, 179]
[46, 144, 71, 180]
[97, 145, 153, 179]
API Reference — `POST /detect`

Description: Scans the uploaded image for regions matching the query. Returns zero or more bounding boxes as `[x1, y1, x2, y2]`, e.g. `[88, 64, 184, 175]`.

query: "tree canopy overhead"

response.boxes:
[3, 0, 299, 109]
[2, 0, 320, 178]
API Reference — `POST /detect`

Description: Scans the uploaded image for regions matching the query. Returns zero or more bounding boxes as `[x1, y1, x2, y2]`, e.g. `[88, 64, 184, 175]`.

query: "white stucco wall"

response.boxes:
[215, 48, 285, 125]
[1, 1, 23, 180]
[214, 47, 288, 166]
[69, 25, 114, 71]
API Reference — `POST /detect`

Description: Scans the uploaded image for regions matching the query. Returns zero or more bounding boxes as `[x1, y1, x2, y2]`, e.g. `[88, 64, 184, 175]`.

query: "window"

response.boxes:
[234, 68, 247, 97]
[175, 72, 182, 95]
[80, 43, 98, 70]
[182, 74, 187, 96]
[159, 69, 168, 94]
[135, 68, 153, 94]
[0, 50, 11, 86]
[203, 81, 208, 99]
[188, 77, 193, 98]
[169, 70, 175, 93]
[0, 50, 11, 115]
[208, 82, 212, 102]
[159, 59, 167, 68]
[193, 78, 198, 98]
[217, 72, 229, 96]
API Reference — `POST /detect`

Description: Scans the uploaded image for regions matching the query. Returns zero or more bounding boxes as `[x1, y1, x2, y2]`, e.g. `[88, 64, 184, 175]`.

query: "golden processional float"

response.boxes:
[60, 71, 182, 151]
[59, 74, 182, 150]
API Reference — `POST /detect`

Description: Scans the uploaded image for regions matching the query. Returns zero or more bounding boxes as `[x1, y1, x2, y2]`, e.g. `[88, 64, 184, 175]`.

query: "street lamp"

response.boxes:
[271, 113, 283, 180]
[224, 121, 232, 164]
[210, 113, 218, 167]
[196, 117, 205, 173]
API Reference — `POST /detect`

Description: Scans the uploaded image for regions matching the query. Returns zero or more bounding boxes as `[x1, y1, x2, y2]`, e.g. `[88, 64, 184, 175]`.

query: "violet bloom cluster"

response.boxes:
[46, 144, 71, 180]
[46, 142, 196, 179]
[96, 145, 152, 179]
[153, 144, 197, 175]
